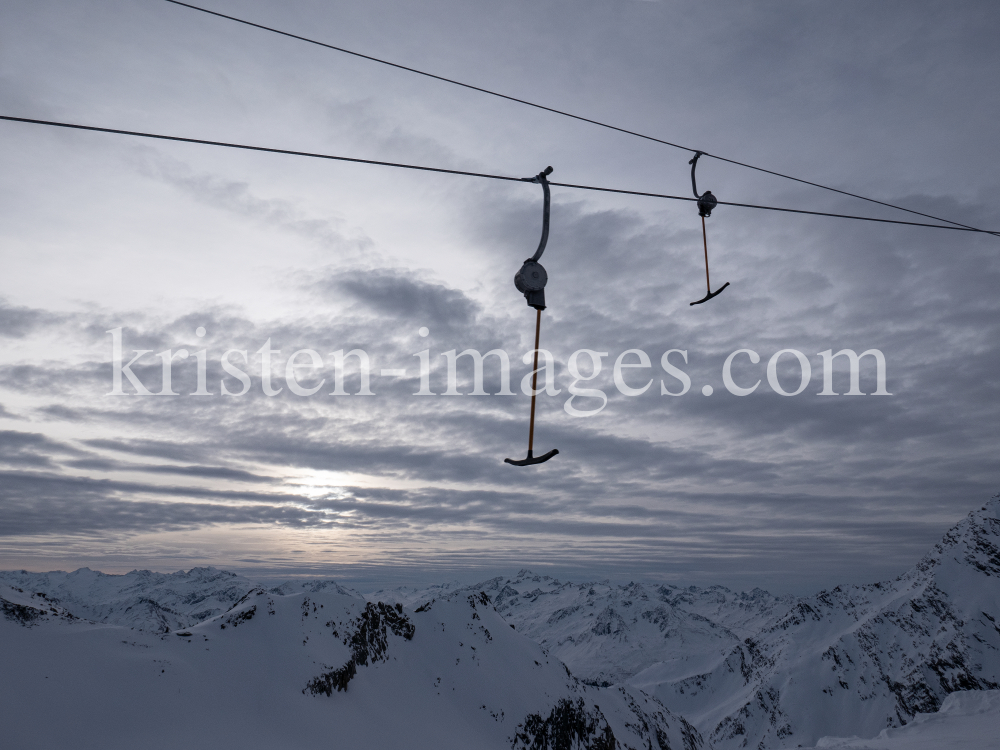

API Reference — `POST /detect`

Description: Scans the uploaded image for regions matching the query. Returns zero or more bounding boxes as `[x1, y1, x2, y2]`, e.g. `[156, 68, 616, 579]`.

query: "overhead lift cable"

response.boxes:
[163, 0, 998, 238]
[2, 114, 996, 235]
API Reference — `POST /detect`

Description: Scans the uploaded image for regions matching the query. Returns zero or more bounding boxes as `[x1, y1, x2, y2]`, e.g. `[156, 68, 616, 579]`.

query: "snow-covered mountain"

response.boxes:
[1, 580, 703, 750]
[0, 566, 361, 632]
[372, 572, 794, 688]
[369, 495, 1000, 749]
[4, 494, 999, 749]
[638, 496, 1000, 749]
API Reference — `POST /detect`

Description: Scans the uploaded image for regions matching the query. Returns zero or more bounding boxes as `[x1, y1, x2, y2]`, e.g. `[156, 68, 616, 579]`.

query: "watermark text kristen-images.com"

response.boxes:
[106, 327, 891, 418]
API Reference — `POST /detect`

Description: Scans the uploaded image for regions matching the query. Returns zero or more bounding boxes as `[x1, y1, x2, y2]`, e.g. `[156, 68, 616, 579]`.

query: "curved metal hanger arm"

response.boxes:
[525, 166, 553, 261]
[688, 152, 717, 219]
[689, 151, 704, 198]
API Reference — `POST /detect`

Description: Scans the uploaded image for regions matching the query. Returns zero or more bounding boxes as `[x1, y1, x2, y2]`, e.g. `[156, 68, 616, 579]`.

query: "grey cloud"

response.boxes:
[3, 0, 1000, 591]
[0, 430, 86, 469]
[316, 267, 483, 330]
[0, 403, 26, 421]
[0, 463, 958, 591]
[83, 437, 223, 465]
[133, 151, 373, 256]
[0, 362, 106, 394]
[0, 470, 331, 537]
[0, 299, 63, 338]
[318, 97, 474, 170]
[35, 404, 92, 422]
[61, 456, 277, 484]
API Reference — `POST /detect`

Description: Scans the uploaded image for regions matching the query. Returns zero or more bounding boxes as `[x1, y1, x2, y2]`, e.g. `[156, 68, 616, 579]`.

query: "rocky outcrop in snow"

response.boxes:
[1, 585, 77, 627]
[304, 599, 416, 695]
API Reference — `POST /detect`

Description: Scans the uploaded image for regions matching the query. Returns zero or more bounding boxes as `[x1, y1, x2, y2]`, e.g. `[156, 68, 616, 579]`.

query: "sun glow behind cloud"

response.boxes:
[1, 0, 999, 593]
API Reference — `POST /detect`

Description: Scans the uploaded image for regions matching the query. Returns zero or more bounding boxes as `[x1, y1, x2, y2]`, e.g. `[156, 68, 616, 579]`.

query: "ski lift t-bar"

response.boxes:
[688, 152, 730, 306]
[506, 167, 559, 467]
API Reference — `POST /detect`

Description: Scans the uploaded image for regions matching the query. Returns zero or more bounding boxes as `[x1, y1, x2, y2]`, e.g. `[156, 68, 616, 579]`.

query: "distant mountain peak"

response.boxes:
[643, 493, 1000, 750]
[912, 493, 1000, 577]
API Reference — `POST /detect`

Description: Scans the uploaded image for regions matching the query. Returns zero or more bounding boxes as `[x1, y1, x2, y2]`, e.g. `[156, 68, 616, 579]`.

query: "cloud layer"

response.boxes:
[1, 0, 998, 593]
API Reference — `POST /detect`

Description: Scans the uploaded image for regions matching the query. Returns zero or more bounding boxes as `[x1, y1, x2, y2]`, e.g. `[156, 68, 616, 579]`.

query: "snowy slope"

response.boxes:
[0, 566, 361, 633]
[0, 582, 704, 750]
[810, 689, 1000, 749]
[369, 496, 1000, 749]
[366, 579, 467, 606]
[640, 497, 1000, 750]
[5, 496, 1000, 749]
[372, 571, 794, 687]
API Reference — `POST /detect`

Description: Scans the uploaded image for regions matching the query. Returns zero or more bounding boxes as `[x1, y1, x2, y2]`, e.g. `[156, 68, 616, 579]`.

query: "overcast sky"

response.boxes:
[1, 0, 998, 594]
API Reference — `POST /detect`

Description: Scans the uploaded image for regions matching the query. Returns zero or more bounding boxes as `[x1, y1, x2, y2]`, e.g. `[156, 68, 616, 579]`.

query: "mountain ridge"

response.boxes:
[1, 574, 703, 750]
[3, 493, 999, 749]
[644, 495, 1000, 748]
